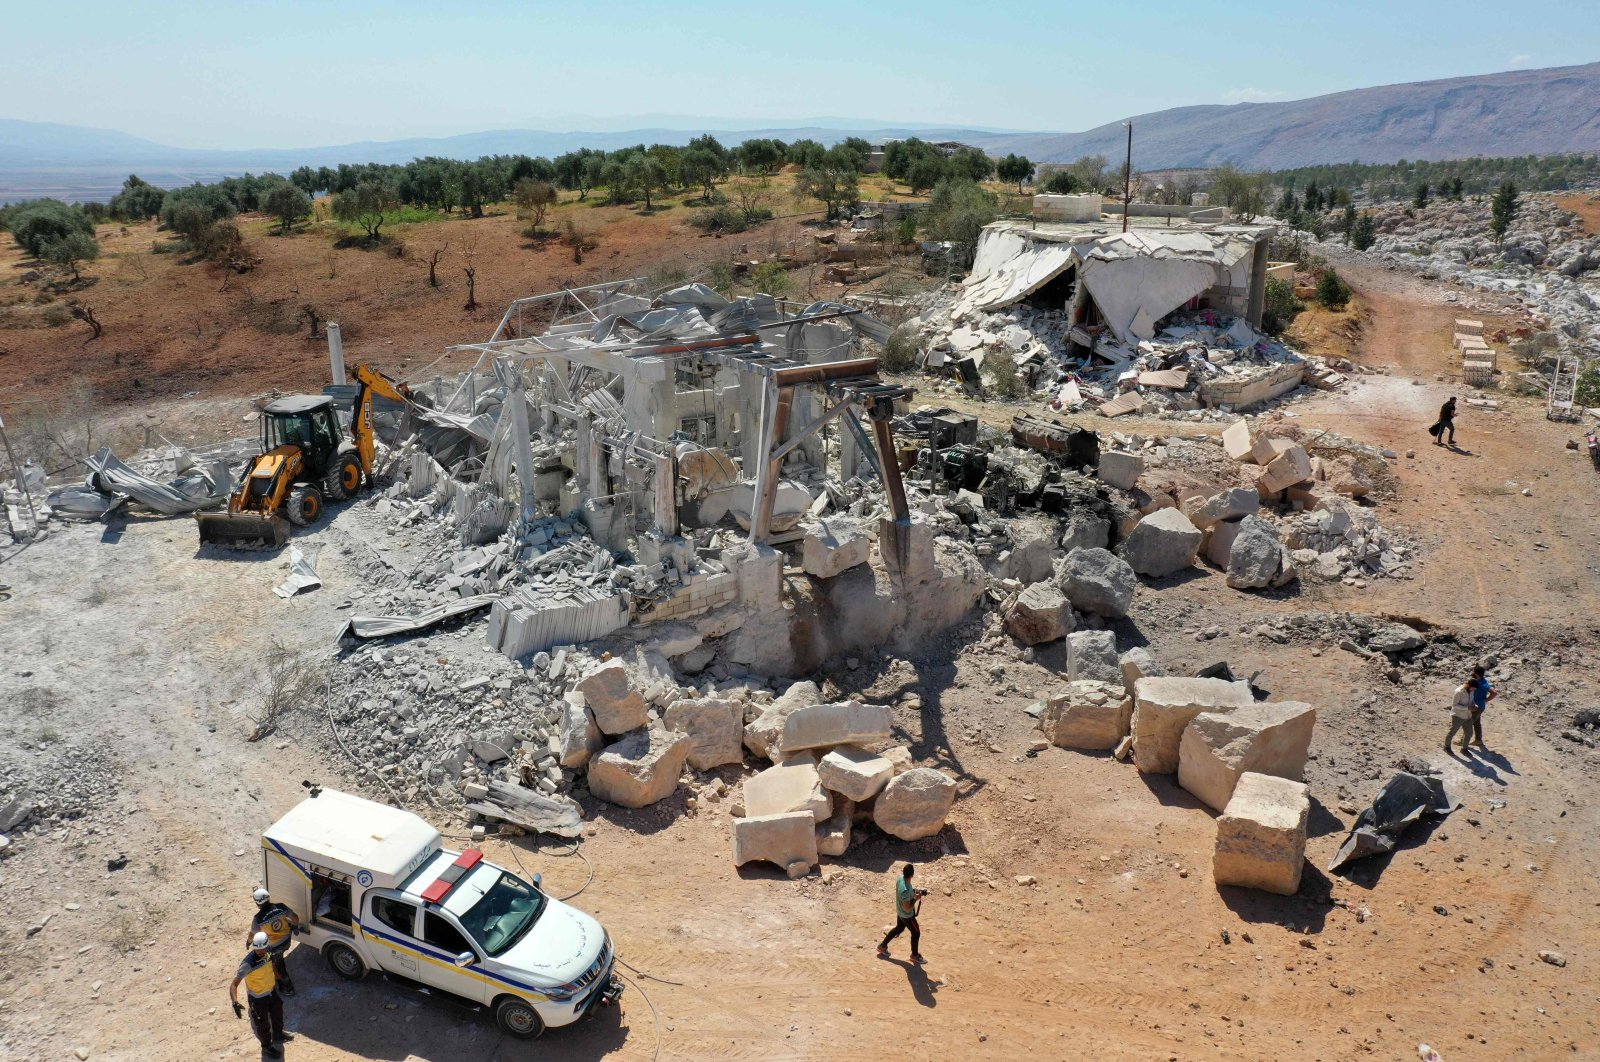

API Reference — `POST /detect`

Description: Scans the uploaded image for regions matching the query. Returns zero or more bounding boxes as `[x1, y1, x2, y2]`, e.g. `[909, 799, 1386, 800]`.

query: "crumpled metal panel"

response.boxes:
[337, 594, 499, 641]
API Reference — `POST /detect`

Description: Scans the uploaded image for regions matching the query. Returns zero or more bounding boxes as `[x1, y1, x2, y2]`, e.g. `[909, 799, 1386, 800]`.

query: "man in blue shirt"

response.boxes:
[1469, 666, 1496, 750]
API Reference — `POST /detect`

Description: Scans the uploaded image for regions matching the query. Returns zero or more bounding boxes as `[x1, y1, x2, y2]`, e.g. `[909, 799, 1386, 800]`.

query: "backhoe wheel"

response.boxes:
[324, 454, 362, 501]
[285, 484, 323, 527]
[494, 996, 545, 1040]
[324, 942, 366, 981]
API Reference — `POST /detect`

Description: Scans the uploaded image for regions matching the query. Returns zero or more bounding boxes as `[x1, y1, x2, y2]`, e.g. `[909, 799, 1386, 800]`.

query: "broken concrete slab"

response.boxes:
[732, 811, 819, 876]
[780, 701, 893, 754]
[801, 516, 871, 579]
[574, 659, 648, 736]
[745, 755, 832, 821]
[1098, 450, 1143, 490]
[586, 728, 692, 808]
[663, 696, 744, 770]
[1004, 581, 1073, 645]
[872, 767, 957, 840]
[1213, 772, 1310, 896]
[1059, 511, 1111, 553]
[1250, 435, 1294, 466]
[1055, 547, 1136, 618]
[1120, 508, 1202, 578]
[1040, 679, 1133, 750]
[1067, 629, 1121, 684]
[1132, 676, 1256, 774]
[743, 679, 820, 760]
[555, 693, 604, 768]
[1178, 701, 1317, 811]
[817, 745, 894, 802]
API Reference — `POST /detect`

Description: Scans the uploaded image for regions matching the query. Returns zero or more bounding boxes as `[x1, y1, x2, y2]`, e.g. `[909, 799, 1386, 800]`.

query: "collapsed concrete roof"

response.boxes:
[956, 219, 1273, 345]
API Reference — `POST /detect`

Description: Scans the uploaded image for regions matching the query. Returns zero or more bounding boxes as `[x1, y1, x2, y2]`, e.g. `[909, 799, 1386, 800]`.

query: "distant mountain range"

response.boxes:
[3, 62, 1597, 202]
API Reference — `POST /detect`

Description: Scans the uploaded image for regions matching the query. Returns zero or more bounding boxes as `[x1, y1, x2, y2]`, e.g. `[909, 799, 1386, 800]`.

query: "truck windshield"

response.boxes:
[452, 869, 546, 957]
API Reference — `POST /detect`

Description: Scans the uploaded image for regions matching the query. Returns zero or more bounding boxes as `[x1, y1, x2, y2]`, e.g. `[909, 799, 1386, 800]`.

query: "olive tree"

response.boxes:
[262, 182, 313, 233]
[331, 181, 400, 240]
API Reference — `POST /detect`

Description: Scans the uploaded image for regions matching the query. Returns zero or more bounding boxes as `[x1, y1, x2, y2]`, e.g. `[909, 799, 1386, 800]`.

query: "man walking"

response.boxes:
[248, 887, 301, 995]
[877, 862, 927, 964]
[1469, 665, 1497, 750]
[1432, 397, 1458, 446]
[1446, 677, 1479, 755]
[230, 932, 295, 1058]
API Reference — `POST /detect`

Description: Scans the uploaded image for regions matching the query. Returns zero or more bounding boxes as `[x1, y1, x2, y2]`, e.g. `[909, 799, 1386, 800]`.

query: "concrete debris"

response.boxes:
[780, 701, 893, 754]
[1213, 772, 1310, 896]
[816, 745, 895, 803]
[1055, 547, 1136, 618]
[1040, 680, 1133, 750]
[1117, 647, 1164, 697]
[872, 767, 958, 841]
[1003, 581, 1074, 645]
[1120, 508, 1202, 578]
[555, 693, 604, 768]
[586, 727, 692, 809]
[1066, 629, 1121, 684]
[744, 755, 832, 821]
[744, 681, 820, 761]
[662, 696, 744, 771]
[732, 811, 819, 876]
[574, 660, 649, 736]
[801, 516, 871, 578]
[1225, 515, 1298, 590]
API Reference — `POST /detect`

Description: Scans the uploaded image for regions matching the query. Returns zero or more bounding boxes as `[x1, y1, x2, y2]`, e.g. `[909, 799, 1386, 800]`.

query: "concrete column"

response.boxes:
[327, 322, 346, 386]
[502, 361, 537, 526]
[653, 452, 678, 536]
[1246, 238, 1269, 330]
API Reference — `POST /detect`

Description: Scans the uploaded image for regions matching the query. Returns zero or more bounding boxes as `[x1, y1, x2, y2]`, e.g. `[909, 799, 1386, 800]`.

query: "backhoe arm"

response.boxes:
[350, 364, 414, 477]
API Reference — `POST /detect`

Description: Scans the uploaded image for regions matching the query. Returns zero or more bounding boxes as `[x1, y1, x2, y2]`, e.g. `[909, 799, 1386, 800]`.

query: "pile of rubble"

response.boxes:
[0, 737, 124, 853]
[1368, 194, 1600, 278]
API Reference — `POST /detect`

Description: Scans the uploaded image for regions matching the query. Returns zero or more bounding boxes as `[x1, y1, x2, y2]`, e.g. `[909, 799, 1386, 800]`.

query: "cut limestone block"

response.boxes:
[1098, 450, 1143, 490]
[1250, 435, 1294, 466]
[1120, 508, 1202, 578]
[801, 517, 871, 579]
[1203, 518, 1243, 568]
[816, 798, 854, 857]
[663, 697, 744, 771]
[1178, 701, 1317, 811]
[1040, 680, 1132, 750]
[1067, 629, 1121, 684]
[1055, 547, 1136, 618]
[781, 701, 893, 754]
[555, 692, 604, 768]
[574, 659, 648, 736]
[1118, 647, 1164, 697]
[872, 767, 957, 840]
[732, 811, 819, 876]
[1213, 772, 1309, 895]
[817, 745, 894, 802]
[1004, 581, 1074, 645]
[1454, 318, 1484, 337]
[1131, 676, 1255, 774]
[743, 680, 820, 761]
[1188, 487, 1260, 531]
[1226, 515, 1289, 590]
[1222, 419, 1255, 463]
[1260, 445, 1314, 495]
[745, 755, 832, 821]
[586, 728, 691, 808]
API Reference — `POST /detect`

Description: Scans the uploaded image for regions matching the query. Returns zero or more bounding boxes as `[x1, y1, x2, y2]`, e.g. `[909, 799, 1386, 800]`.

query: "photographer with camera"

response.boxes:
[876, 862, 928, 964]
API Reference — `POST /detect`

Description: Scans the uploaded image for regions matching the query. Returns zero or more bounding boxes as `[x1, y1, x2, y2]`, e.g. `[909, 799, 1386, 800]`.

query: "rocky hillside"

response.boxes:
[984, 63, 1600, 169]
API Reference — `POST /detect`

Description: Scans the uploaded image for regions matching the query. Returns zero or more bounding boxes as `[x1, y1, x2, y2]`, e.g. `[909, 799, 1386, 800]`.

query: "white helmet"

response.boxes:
[251, 931, 270, 949]
[252, 887, 270, 903]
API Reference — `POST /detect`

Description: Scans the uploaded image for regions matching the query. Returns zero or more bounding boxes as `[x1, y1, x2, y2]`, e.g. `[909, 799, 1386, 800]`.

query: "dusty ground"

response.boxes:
[3, 244, 1600, 1062]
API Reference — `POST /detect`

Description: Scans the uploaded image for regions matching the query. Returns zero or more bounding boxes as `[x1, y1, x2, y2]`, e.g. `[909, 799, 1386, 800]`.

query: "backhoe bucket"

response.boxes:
[196, 511, 291, 550]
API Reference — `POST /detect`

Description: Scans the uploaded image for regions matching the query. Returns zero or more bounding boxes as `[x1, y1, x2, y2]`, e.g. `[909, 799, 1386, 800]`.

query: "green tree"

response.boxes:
[625, 154, 668, 209]
[6, 199, 95, 257]
[947, 148, 995, 183]
[1261, 277, 1304, 335]
[1340, 202, 1357, 235]
[512, 178, 558, 233]
[923, 177, 998, 268]
[793, 158, 860, 221]
[1275, 186, 1299, 218]
[44, 232, 99, 281]
[996, 154, 1035, 193]
[786, 139, 827, 168]
[1210, 166, 1270, 221]
[751, 260, 791, 297]
[331, 181, 400, 240]
[1349, 212, 1378, 251]
[836, 136, 874, 170]
[1040, 170, 1079, 194]
[1315, 268, 1351, 310]
[262, 182, 313, 233]
[1490, 180, 1520, 244]
[679, 147, 724, 202]
[734, 138, 784, 174]
[109, 175, 166, 221]
[1303, 182, 1323, 213]
[1412, 181, 1430, 210]
[905, 155, 947, 196]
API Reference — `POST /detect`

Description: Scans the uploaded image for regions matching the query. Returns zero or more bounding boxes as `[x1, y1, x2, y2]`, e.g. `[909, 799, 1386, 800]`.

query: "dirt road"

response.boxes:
[3, 261, 1599, 1061]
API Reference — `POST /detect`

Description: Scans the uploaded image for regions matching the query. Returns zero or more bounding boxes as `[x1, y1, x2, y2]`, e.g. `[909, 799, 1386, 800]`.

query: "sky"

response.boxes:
[2, 0, 1596, 149]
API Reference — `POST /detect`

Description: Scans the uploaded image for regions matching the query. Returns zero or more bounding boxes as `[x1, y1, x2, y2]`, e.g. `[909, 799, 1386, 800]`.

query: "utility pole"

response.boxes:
[1122, 121, 1133, 234]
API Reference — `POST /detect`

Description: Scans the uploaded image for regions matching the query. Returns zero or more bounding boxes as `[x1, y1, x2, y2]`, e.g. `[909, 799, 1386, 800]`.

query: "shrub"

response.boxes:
[1262, 277, 1303, 335]
[924, 178, 998, 269]
[689, 204, 750, 234]
[44, 232, 100, 280]
[881, 325, 920, 373]
[7, 199, 95, 258]
[1315, 268, 1351, 310]
[751, 261, 790, 296]
[1349, 213, 1378, 251]
[1575, 367, 1600, 408]
[984, 352, 1025, 399]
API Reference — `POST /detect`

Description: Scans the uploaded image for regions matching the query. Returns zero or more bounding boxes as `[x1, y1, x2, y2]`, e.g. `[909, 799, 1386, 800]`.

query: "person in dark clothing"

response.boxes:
[877, 863, 928, 963]
[1433, 397, 1458, 445]
[230, 932, 294, 1058]
[1469, 665, 1497, 749]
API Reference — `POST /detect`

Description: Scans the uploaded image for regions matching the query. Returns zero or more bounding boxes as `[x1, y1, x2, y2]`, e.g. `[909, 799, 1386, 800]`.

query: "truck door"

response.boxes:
[419, 910, 490, 1005]
[363, 893, 422, 981]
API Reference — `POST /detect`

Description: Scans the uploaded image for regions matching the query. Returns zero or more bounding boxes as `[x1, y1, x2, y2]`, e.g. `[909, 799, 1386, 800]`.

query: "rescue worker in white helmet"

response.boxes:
[229, 931, 294, 1058]
[247, 886, 301, 995]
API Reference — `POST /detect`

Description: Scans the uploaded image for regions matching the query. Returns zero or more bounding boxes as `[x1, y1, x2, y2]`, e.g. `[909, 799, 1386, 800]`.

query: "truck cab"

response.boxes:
[261, 787, 620, 1039]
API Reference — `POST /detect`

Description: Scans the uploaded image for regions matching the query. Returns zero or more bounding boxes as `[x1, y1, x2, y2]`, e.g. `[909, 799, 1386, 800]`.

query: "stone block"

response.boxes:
[555, 693, 604, 768]
[1131, 676, 1255, 774]
[1222, 419, 1255, 462]
[1203, 518, 1243, 568]
[1454, 318, 1484, 336]
[1226, 515, 1288, 589]
[1117, 647, 1164, 697]
[663, 697, 744, 770]
[802, 516, 871, 579]
[872, 768, 957, 840]
[1250, 435, 1294, 465]
[1260, 445, 1314, 495]
[817, 745, 895, 802]
[1059, 511, 1111, 553]
[1178, 701, 1317, 811]
[1321, 456, 1373, 498]
[1004, 581, 1073, 645]
[586, 728, 691, 808]
[1189, 487, 1260, 531]
[744, 755, 832, 821]
[781, 701, 893, 754]
[1120, 508, 1202, 578]
[1067, 629, 1121, 684]
[1040, 680, 1132, 750]
[574, 659, 648, 736]
[1055, 547, 1136, 618]
[882, 745, 914, 775]
[1098, 450, 1143, 490]
[732, 811, 819, 874]
[815, 798, 854, 857]
[1213, 773, 1309, 895]
[743, 680, 820, 760]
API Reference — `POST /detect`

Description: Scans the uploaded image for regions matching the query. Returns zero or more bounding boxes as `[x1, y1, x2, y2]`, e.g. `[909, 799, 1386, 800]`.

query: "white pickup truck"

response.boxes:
[261, 786, 621, 1039]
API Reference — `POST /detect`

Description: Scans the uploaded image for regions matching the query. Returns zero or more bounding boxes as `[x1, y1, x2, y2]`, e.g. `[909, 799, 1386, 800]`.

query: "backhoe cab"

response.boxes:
[197, 366, 410, 549]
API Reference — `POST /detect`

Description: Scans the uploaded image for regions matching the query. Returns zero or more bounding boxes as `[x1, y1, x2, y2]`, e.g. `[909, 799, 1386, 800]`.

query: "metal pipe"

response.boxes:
[1122, 122, 1133, 235]
[772, 358, 880, 387]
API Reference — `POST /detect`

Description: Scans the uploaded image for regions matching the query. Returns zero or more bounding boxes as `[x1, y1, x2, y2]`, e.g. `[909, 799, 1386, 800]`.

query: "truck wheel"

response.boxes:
[323, 454, 362, 501]
[324, 942, 366, 981]
[285, 484, 323, 526]
[494, 996, 545, 1040]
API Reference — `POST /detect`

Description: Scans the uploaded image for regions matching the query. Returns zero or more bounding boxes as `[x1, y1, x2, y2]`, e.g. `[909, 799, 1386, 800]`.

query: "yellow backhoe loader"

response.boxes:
[197, 364, 413, 548]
